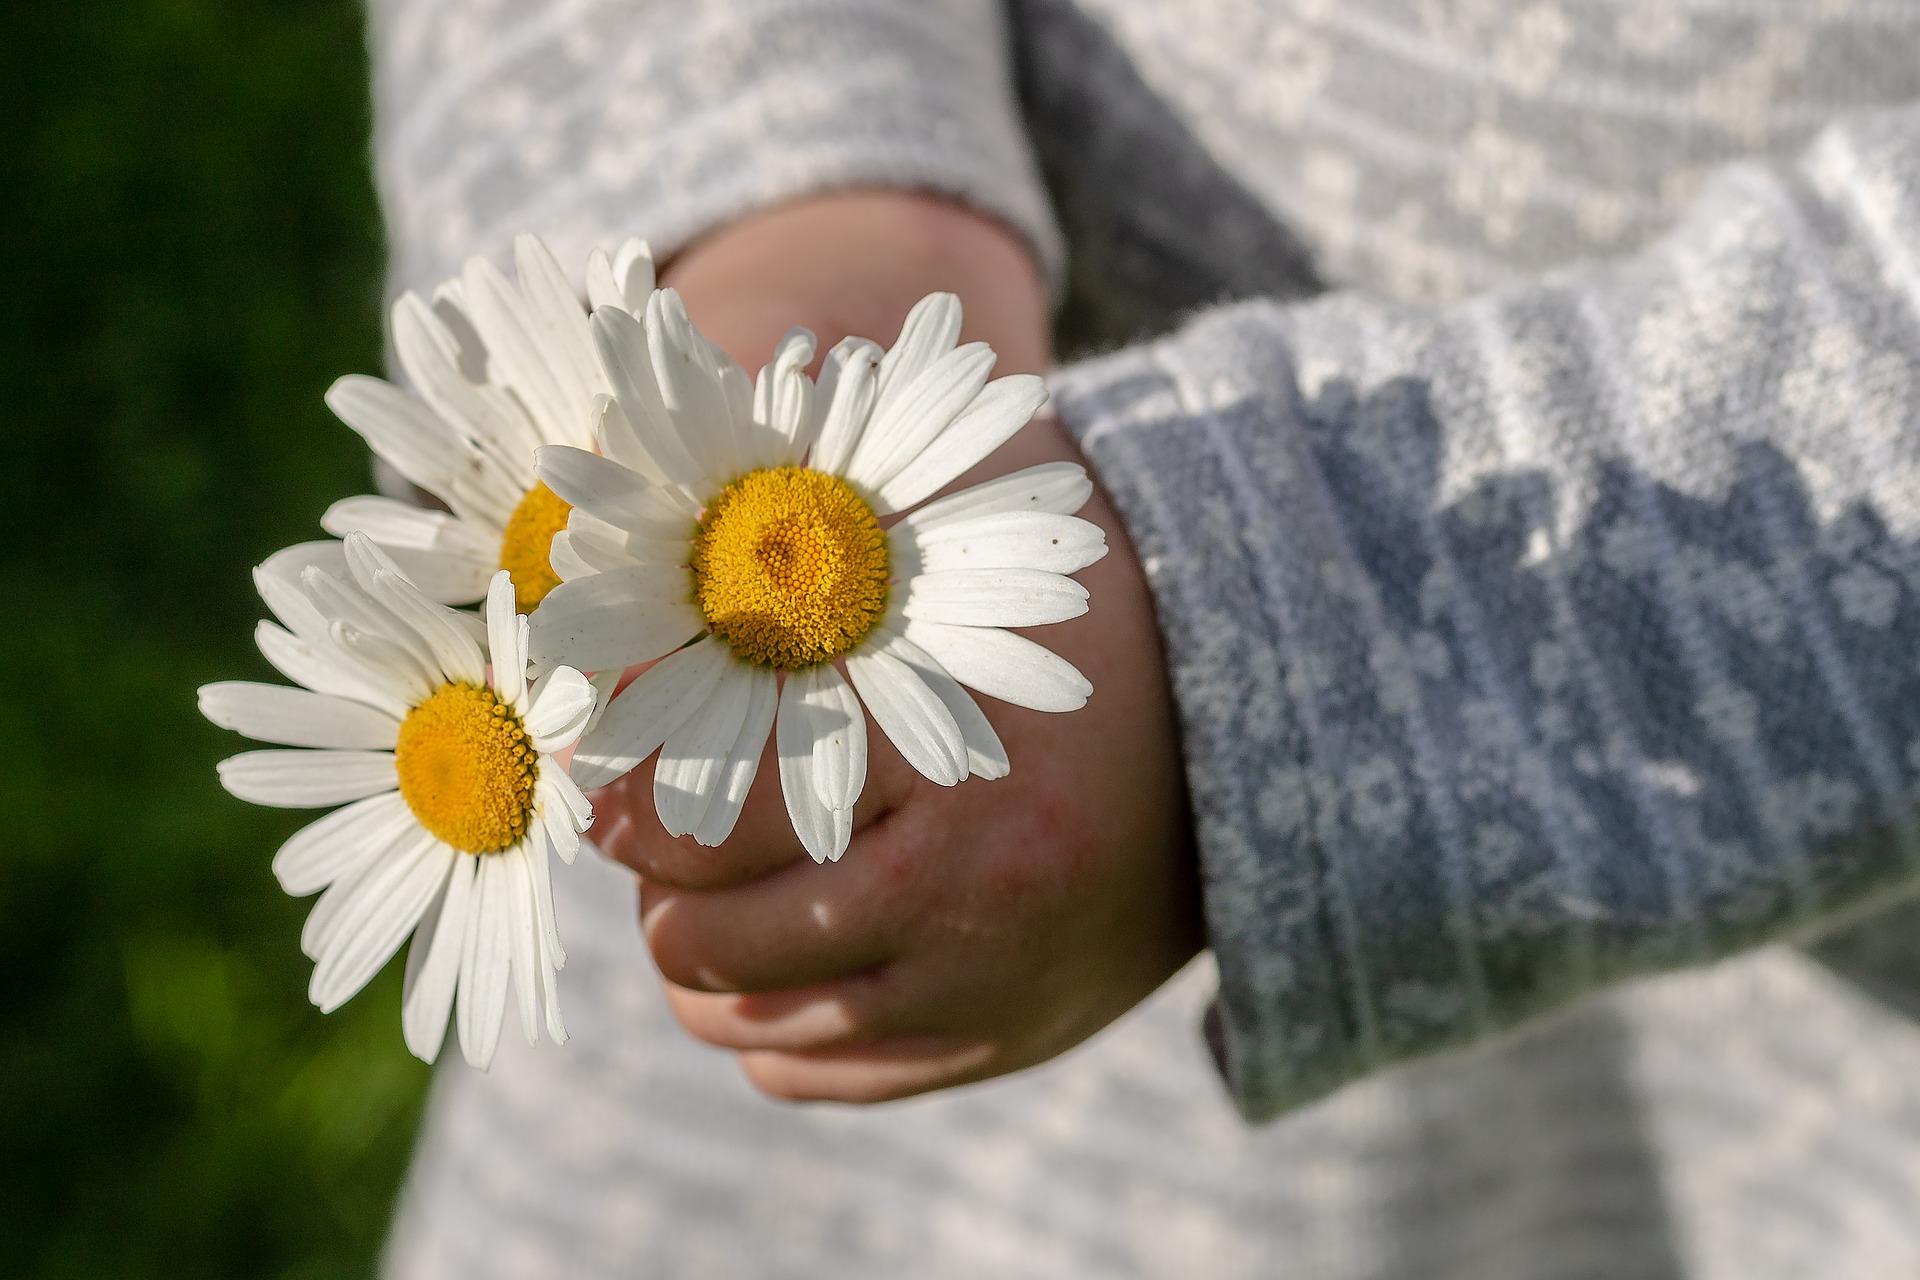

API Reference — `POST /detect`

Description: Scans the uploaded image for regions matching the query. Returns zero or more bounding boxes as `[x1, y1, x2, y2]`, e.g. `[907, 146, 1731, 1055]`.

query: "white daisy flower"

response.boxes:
[316, 233, 657, 613]
[528, 291, 1105, 862]
[199, 532, 599, 1069]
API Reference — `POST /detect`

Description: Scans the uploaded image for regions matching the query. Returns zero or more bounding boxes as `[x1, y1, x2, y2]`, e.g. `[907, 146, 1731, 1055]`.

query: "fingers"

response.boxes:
[639, 800, 940, 993]
[740, 1039, 1001, 1105]
[594, 706, 918, 892]
[662, 976, 882, 1052]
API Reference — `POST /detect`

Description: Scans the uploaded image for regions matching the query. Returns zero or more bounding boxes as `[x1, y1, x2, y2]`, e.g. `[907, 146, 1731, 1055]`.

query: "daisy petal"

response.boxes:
[461, 253, 576, 448]
[898, 461, 1094, 532]
[535, 443, 693, 537]
[511, 233, 603, 443]
[321, 495, 496, 561]
[525, 834, 568, 1043]
[527, 565, 703, 672]
[525, 827, 565, 967]
[885, 633, 1008, 779]
[401, 849, 475, 1063]
[592, 311, 704, 487]
[569, 637, 730, 791]
[611, 237, 656, 312]
[504, 843, 541, 1046]
[380, 545, 497, 607]
[900, 569, 1089, 628]
[485, 571, 525, 705]
[310, 832, 453, 1014]
[648, 289, 741, 480]
[844, 644, 966, 786]
[655, 664, 755, 837]
[255, 622, 409, 717]
[259, 541, 350, 596]
[790, 664, 867, 812]
[872, 375, 1051, 514]
[753, 326, 818, 468]
[457, 854, 514, 1070]
[525, 665, 596, 751]
[892, 511, 1108, 577]
[844, 343, 995, 494]
[777, 677, 854, 863]
[872, 292, 962, 418]
[693, 665, 777, 847]
[370, 569, 488, 687]
[200, 681, 398, 750]
[810, 337, 883, 474]
[218, 750, 397, 808]
[901, 619, 1092, 712]
[538, 780, 583, 867]
[325, 375, 468, 499]
[391, 290, 541, 485]
[540, 767, 593, 843]
[272, 791, 416, 896]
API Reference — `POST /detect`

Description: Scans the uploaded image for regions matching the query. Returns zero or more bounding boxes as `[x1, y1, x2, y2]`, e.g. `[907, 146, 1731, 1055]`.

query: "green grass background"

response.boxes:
[2, 3, 431, 1275]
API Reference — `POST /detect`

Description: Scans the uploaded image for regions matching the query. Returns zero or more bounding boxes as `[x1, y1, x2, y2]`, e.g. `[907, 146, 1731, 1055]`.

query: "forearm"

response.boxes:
[1053, 104, 1920, 1120]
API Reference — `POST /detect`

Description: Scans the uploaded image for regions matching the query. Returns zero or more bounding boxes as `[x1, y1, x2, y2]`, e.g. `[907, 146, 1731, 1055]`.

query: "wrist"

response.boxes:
[660, 188, 1052, 375]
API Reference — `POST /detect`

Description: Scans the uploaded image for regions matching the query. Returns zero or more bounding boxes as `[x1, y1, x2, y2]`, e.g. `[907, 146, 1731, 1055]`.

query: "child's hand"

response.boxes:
[589, 191, 1203, 1102]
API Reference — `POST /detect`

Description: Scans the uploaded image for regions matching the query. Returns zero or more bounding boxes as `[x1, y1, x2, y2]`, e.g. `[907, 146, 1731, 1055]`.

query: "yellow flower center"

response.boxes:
[691, 467, 890, 668]
[394, 682, 538, 854]
[499, 482, 573, 613]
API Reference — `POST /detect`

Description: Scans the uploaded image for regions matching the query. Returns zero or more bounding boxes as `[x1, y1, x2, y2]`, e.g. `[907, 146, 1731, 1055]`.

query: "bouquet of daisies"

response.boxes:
[200, 234, 1105, 1069]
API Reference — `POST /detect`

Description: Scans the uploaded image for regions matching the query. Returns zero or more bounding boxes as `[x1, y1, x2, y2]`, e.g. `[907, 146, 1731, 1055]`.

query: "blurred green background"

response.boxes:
[2, 3, 430, 1276]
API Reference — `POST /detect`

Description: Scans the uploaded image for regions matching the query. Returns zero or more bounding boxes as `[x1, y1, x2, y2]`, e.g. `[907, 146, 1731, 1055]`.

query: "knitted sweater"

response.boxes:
[376, 1, 1920, 1275]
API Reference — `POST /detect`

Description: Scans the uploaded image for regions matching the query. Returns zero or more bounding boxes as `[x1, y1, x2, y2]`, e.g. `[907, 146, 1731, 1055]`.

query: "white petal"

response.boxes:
[612, 237, 656, 312]
[511, 233, 603, 443]
[538, 781, 583, 867]
[879, 630, 1008, 779]
[568, 637, 729, 791]
[391, 290, 540, 496]
[810, 337, 883, 475]
[309, 832, 454, 1013]
[254, 549, 339, 642]
[647, 289, 741, 480]
[525, 833, 568, 1044]
[325, 375, 469, 500]
[302, 858, 378, 961]
[321, 495, 497, 560]
[892, 511, 1108, 577]
[899, 569, 1089, 628]
[272, 791, 415, 896]
[654, 664, 755, 837]
[505, 843, 541, 1046]
[692, 666, 777, 847]
[304, 559, 438, 679]
[401, 850, 475, 1063]
[872, 293, 962, 419]
[218, 750, 397, 808]
[787, 664, 867, 812]
[380, 545, 497, 607]
[844, 643, 967, 786]
[592, 309, 704, 487]
[255, 622, 409, 718]
[456, 853, 513, 1071]
[872, 375, 1050, 514]
[258, 540, 349, 596]
[897, 461, 1094, 533]
[330, 622, 435, 707]
[524, 829, 565, 965]
[526, 565, 703, 672]
[776, 680, 853, 863]
[461, 252, 577, 447]
[900, 619, 1092, 712]
[485, 571, 525, 705]
[369, 568, 487, 687]
[539, 766, 593, 839]
[199, 681, 398, 750]
[535, 443, 694, 538]
[753, 326, 818, 468]
[844, 343, 995, 493]
[569, 508, 686, 568]
[524, 665, 595, 751]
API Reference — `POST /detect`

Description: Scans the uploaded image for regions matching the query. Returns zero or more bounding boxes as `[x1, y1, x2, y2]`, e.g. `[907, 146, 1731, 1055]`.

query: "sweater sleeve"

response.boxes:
[364, 0, 1061, 294]
[1051, 104, 1920, 1122]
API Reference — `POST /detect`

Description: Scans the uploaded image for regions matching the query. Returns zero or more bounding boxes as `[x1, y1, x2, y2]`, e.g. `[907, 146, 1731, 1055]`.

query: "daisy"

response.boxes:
[199, 532, 599, 1068]
[528, 290, 1105, 862]
[316, 233, 656, 612]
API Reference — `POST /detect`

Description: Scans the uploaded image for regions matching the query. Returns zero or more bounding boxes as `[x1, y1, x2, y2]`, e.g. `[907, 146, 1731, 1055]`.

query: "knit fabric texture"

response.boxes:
[373, 1, 1920, 1274]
